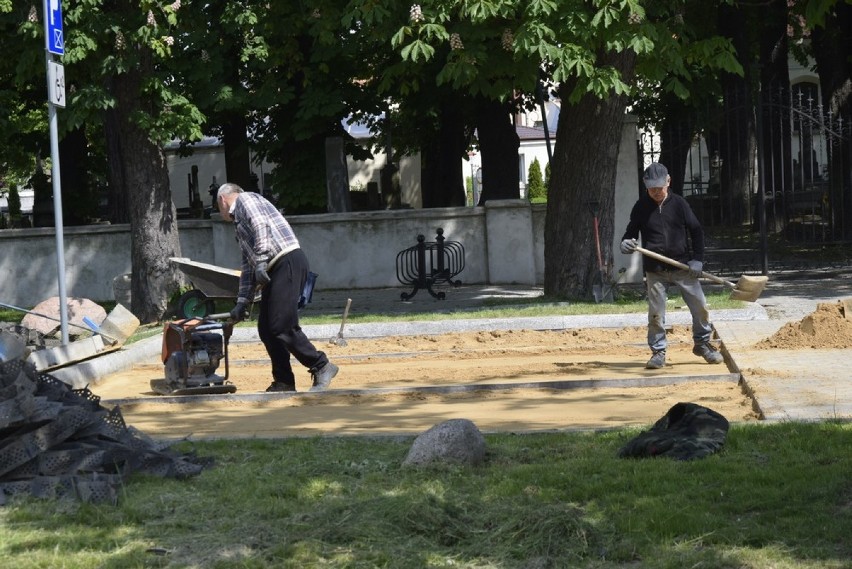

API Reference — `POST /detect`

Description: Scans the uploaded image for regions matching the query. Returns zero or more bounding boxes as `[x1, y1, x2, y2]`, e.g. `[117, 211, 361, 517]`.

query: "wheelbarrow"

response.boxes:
[170, 257, 241, 319]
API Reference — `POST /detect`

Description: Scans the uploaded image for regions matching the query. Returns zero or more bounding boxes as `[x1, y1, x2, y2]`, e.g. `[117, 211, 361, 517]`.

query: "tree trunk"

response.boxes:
[223, 112, 253, 191]
[758, 0, 792, 201]
[658, 107, 694, 196]
[58, 126, 95, 225]
[421, 101, 467, 208]
[811, 2, 852, 238]
[475, 97, 520, 203]
[103, 97, 129, 224]
[110, 57, 185, 323]
[544, 50, 636, 299]
[718, 3, 755, 226]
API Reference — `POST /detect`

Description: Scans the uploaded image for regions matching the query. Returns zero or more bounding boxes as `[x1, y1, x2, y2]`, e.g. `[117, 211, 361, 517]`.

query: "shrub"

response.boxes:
[527, 158, 546, 200]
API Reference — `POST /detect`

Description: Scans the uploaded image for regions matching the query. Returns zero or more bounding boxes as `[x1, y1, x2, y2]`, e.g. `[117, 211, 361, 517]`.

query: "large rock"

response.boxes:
[403, 418, 486, 468]
[20, 297, 107, 337]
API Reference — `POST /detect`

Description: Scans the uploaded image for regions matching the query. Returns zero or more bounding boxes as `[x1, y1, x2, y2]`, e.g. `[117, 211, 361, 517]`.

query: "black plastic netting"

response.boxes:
[0, 358, 212, 505]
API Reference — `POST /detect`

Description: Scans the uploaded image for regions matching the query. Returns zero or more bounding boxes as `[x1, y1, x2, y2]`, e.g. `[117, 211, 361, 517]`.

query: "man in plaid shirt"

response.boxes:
[216, 183, 339, 392]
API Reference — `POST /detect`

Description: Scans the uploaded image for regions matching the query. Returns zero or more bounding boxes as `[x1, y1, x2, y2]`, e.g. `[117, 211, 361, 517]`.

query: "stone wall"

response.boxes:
[0, 202, 553, 306]
[0, 117, 641, 307]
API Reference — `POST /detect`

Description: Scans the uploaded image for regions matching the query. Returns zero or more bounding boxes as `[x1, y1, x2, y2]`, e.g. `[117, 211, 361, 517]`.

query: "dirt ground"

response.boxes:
[755, 300, 852, 349]
[97, 325, 760, 439]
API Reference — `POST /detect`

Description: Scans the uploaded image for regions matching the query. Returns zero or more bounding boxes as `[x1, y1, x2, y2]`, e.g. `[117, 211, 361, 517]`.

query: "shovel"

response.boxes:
[329, 298, 352, 346]
[634, 246, 768, 302]
[591, 213, 614, 303]
[588, 201, 613, 303]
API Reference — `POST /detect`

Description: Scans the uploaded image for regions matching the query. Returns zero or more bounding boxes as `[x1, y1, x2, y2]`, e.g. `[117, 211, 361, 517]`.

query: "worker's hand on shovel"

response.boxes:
[620, 238, 637, 254]
[687, 260, 703, 278]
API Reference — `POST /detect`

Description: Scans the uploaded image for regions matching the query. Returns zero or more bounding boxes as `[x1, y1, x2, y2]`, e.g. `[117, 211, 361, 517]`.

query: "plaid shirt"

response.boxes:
[232, 192, 300, 302]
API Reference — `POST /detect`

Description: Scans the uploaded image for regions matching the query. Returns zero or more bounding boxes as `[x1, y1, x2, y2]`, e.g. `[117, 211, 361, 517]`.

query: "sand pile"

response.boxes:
[756, 300, 852, 349]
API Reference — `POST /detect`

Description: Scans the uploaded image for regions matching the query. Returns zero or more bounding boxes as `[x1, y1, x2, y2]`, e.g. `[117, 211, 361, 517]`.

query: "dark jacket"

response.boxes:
[622, 192, 704, 273]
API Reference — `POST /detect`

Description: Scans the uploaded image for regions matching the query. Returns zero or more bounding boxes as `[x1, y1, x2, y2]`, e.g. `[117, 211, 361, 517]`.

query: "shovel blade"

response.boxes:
[728, 275, 769, 303]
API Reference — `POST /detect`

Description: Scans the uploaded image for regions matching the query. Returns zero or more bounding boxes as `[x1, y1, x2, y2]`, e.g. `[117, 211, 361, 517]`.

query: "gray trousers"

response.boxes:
[645, 269, 713, 352]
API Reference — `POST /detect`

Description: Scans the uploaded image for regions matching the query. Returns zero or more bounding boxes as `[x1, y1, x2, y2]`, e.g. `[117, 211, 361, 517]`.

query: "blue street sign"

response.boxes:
[46, 0, 64, 55]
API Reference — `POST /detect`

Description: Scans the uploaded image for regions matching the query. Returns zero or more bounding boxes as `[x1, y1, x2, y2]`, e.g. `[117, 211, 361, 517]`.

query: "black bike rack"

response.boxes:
[395, 228, 465, 300]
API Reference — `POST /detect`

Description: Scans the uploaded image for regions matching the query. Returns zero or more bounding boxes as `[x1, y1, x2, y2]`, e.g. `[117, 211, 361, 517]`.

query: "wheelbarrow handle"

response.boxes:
[208, 312, 233, 321]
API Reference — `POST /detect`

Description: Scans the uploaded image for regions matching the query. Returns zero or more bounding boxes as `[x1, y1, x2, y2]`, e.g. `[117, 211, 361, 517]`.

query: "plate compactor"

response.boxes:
[150, 316, 237, 396]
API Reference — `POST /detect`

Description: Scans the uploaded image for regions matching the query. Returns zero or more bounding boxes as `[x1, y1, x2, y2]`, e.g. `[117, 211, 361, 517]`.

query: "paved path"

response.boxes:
[714, 268, 852, 422]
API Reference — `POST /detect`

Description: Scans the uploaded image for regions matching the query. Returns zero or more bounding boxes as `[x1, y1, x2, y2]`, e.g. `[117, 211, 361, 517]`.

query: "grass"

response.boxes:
[1, 290, 846, 568]
[0, 422, 850, 568]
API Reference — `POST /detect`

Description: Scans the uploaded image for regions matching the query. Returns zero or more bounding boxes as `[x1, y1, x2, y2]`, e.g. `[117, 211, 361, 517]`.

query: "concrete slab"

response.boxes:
[27, 335, 107, 370]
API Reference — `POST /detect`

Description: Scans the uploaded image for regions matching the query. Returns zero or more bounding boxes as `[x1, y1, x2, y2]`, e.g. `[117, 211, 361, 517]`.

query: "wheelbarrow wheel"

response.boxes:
[177, 289, 215, 319]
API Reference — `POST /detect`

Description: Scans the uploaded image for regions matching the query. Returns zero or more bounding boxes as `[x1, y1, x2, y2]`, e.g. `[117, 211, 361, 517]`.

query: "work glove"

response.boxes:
[620, 238, 638, 254]
[229, 301, 249, 322]
[687, 260, 703, 278]
[254, 261, 270, 287]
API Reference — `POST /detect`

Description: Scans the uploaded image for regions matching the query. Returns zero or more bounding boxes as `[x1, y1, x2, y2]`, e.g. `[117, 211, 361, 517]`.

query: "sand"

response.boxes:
[96, 325, 760, 439]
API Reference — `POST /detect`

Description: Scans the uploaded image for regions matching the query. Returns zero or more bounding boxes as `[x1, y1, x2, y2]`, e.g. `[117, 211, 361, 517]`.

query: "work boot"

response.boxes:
[266, 381, 296, 393]
[309, 362, 339, 392]
[645, 350, 666, 369]
[693, 342, 724, 364]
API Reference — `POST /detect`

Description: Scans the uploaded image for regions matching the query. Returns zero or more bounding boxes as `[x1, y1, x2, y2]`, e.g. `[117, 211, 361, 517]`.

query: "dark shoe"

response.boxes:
[309, 362, 339, 392]
[645, 350, 666, 369]
[266, 381, 295, 393]
[693, 343, 724, 364]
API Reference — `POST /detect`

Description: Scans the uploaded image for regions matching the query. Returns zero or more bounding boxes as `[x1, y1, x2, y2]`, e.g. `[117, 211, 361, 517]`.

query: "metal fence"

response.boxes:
[639, 80, 852, 274]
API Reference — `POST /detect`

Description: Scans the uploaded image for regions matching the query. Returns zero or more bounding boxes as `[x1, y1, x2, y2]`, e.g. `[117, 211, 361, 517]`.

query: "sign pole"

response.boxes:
[42, 0, 69, 344]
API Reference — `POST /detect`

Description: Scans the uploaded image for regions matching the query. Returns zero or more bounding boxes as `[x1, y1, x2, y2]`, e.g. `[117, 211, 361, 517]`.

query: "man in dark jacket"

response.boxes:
[620, 162, 723, 369]
[217, 182, 338, 392]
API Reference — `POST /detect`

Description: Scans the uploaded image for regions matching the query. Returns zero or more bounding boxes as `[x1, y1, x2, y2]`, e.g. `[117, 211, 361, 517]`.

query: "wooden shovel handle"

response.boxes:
[633, 246, 734, 289]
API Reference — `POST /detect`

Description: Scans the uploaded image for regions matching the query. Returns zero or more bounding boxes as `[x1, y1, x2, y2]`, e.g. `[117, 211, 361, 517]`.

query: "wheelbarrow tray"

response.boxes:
[170, 257, 241, 299]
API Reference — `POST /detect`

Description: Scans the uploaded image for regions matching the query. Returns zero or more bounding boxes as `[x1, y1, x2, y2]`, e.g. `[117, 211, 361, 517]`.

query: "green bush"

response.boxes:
[527, 157, 546, 200]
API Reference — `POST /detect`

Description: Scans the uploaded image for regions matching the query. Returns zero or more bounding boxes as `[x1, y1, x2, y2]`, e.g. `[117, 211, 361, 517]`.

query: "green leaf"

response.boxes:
[462, 0, 499, 21]
[419, 23, 448, 41]
[400, 40, 435, 63]
[628, 35, 655, 55]
[526, 0, 559, 17]
[391, 26, 411, 49]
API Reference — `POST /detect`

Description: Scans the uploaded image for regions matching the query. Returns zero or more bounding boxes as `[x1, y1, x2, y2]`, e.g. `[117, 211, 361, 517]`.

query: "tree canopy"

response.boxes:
[1, 0, 849, 310]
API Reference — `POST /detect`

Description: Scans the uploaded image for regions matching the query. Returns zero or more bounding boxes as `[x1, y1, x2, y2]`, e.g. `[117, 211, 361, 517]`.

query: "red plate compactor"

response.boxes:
[150, 316, 237, 396]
